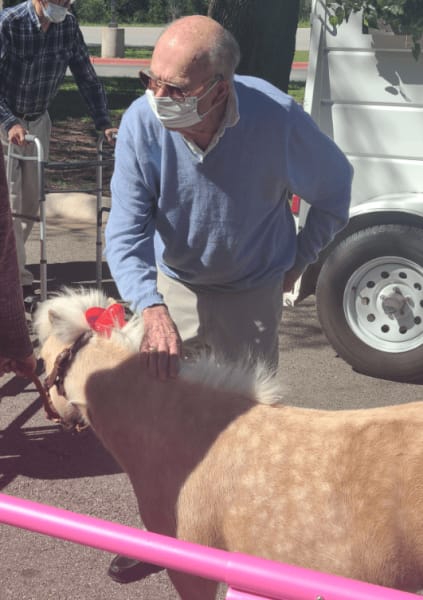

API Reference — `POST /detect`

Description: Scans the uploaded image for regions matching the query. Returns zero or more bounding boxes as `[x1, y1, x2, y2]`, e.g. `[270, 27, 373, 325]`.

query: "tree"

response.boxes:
[208, 0, 300, 93]
[328, 0, 423, 59]
[75, 0, 109, 23]
[168, 0, 208, 20]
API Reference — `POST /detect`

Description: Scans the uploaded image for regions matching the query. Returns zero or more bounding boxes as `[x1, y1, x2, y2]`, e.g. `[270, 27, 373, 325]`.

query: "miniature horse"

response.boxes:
[34, 288, 423, 598]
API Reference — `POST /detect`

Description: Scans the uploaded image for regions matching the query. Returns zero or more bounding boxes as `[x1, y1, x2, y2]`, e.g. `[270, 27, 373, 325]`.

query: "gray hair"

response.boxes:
[208, 26, 241, 79]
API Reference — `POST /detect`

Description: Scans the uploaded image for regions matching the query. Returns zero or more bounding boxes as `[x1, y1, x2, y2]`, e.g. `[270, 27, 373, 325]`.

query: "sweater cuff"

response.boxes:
[133, 292, 165, 314]
[290, 255, 309, 276]
[2, 114, 20, 133]
[95, 117, 112, 131]
[3, 326, 33, 360]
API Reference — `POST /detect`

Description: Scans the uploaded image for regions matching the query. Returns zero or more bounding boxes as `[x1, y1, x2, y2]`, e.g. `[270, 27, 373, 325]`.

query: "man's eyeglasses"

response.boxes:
[139, 70, 222, 103]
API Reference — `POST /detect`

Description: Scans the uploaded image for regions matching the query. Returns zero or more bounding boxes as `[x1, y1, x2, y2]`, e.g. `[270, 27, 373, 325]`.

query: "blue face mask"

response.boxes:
[42, 2, 68, 23]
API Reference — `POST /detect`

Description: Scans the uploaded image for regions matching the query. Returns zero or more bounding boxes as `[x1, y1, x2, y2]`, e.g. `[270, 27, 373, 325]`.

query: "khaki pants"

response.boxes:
[157, 270, 283, 371]
[1, 112, 51, 286]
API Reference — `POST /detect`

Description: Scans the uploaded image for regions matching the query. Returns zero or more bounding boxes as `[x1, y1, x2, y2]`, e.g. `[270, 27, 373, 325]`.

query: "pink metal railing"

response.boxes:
[0, 493, 418, 600]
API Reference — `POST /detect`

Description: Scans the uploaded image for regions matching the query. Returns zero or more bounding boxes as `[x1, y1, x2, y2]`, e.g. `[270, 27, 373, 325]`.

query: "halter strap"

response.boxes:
[43, 330, 93, 431]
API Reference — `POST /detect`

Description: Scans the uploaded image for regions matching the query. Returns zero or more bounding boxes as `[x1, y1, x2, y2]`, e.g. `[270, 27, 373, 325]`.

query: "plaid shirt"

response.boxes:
[0, 1, 111, 132]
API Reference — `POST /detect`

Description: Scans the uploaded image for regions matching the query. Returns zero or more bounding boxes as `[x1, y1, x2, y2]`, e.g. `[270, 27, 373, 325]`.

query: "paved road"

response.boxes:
[2, 203, 423, 599]
[81, 25, 164, 48]
[80, 25, 311, 51]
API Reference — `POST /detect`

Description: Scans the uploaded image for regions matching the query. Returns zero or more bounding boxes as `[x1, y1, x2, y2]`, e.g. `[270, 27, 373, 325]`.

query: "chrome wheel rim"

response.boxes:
[343, 257, 423, 353]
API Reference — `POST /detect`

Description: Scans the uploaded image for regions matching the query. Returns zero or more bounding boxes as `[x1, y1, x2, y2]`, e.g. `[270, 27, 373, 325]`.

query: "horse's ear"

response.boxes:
[48, 309, 62, 325]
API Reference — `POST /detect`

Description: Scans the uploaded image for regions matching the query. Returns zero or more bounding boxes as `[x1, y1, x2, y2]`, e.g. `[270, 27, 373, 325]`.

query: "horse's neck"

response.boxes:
[84, 362, 257, 537]
[55, 335, 134, 410]
[86, 358, 254, 473]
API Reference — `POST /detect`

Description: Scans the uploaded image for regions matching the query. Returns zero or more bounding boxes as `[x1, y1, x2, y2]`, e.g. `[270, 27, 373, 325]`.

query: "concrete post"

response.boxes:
[101, 26, 125, 58]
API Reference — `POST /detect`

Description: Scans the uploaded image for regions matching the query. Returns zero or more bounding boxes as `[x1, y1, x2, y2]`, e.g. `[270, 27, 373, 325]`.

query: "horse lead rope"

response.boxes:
[29, 370, 62, 422]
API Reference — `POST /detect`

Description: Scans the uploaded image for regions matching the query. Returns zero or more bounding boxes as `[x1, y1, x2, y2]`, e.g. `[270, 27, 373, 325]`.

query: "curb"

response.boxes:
[90, 57, 150, 66]
[90, 57, 308, 70]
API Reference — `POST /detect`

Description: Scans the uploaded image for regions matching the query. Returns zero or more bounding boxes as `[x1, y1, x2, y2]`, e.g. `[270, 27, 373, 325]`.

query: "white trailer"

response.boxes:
[297, 0, 423, 381]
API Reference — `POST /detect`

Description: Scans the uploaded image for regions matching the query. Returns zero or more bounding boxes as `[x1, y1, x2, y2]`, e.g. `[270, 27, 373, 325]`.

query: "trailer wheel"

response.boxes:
[316, 224, 423, 381]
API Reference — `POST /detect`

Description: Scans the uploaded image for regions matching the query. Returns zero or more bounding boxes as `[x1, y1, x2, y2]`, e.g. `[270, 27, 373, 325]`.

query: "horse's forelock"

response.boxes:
[34, 287, 110, 344]
[34, 287, 143, 349]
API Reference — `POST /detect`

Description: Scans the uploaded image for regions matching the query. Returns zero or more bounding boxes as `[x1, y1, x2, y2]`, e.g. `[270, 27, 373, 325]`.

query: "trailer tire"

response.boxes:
[316, 224, 423, 381]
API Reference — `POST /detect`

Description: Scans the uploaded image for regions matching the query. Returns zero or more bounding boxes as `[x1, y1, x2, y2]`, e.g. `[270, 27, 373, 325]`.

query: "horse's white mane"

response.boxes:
[33, 287, 284, 406]
[180, 355, 284, 406]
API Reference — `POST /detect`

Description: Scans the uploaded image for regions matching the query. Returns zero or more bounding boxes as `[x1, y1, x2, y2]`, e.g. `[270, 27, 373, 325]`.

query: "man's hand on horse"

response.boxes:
[140, 304, 182, 381]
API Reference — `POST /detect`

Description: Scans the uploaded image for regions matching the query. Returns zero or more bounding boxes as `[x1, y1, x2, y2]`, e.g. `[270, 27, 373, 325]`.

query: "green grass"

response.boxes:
[50, 75, 305, 122]
[50, 76, 141, 120]
[293, 50, 309, 62]
[88, 45, 153, 58]
[288, 81, 306, 104]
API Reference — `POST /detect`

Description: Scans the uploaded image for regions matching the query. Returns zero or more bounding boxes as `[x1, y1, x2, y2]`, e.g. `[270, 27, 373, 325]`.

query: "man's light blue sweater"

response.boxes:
[105, 75, 352, 313]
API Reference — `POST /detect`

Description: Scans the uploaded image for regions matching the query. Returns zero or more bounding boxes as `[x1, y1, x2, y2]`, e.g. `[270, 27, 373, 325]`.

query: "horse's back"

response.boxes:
[176, 400, 423, 590]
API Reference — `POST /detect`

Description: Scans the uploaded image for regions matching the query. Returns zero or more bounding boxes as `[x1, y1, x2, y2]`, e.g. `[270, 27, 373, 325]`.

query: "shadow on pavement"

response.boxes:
[280, 298, 330, 351]
[28, 260, 120, 299]
[0, 407, 121, 490]
[1, 266, 124, 489]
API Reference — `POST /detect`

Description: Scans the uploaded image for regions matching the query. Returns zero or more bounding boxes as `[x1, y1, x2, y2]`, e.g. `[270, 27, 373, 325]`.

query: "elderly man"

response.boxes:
[105, 15, 351, 583]
[0, 0, 117, 298]
[105, 14, 352, 583]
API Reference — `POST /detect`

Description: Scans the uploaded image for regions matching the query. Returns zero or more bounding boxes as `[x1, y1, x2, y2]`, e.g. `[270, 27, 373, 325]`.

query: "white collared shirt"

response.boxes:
[182, 81, 240, 161]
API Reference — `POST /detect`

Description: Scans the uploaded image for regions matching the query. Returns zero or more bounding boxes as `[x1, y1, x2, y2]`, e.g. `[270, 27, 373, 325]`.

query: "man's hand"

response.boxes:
[0, 351, 37, 378]
[140, 304, 182, 380]
[104, 127, 118, 145]
[283, 267, 303, 294]
[8, 123, 28, 146]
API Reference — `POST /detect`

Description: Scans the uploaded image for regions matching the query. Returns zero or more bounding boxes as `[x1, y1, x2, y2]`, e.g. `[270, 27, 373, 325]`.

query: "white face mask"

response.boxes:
[145, 78, 221, 129]
[42, 2, 68, 23]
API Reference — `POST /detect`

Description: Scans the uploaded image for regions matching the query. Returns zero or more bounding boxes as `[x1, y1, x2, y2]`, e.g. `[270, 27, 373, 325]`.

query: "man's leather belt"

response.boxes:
[13, 111, 44, 121]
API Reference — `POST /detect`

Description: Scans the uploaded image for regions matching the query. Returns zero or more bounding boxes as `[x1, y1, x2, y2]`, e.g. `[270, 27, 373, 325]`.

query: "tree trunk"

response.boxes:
[208, 0, 300, 92]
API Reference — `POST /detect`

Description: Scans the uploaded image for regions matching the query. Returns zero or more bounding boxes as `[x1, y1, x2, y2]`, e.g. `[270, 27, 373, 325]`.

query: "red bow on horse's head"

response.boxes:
[85, 303, 126, 338]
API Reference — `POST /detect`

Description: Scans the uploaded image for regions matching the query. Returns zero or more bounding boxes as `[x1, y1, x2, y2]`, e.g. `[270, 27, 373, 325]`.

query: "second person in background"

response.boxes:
[0, 0, 118, 299]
